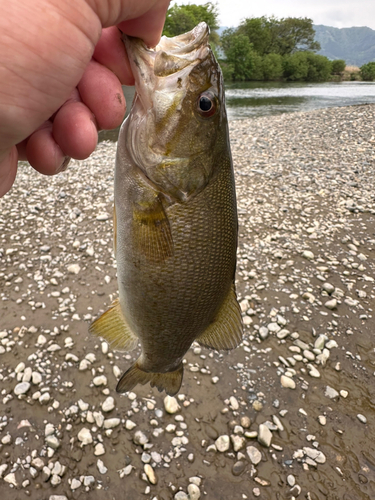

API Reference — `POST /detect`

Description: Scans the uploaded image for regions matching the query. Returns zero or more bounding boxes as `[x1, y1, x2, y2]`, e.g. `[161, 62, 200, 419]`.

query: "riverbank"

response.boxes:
[1, 104, 375, 499]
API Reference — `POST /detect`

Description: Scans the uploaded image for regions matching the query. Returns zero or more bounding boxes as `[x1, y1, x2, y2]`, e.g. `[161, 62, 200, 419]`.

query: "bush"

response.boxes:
[283, 52, 309, 81]
[306, 53, 332, 81]
[331, 59, 346, 74]
[283, 52, 332, 82]
[262, 53, 283, 80]
[360, 62, 375, 81]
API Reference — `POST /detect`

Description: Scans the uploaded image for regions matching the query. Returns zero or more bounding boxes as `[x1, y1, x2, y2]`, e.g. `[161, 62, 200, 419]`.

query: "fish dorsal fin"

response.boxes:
[197, 284, 243, 351]
[89, 299, 138, 352]
[132, 194, 173, 263]
[116, 359, 183, 397]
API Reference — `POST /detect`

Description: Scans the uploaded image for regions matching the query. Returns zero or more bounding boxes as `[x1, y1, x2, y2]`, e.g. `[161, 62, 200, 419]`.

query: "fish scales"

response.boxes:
[90, 22, 243, 396]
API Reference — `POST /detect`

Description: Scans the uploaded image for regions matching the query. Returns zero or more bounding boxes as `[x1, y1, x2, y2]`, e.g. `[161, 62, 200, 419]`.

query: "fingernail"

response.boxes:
[56, 156, 71, 174]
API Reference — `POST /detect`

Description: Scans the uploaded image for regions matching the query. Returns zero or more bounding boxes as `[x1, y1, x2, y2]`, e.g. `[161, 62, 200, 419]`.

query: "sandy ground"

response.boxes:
[1, 104, 375, 499]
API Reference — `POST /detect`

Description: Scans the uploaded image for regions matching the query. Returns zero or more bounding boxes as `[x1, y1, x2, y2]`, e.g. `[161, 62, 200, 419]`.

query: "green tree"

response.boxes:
[272, 17, 320, 56]
[331, 59, 346, 74]
[262, 53, 283, 80]
[235, 16, 320, 56]
[220, 30, 254, 81]
[237, 17, 272, 56]
[163, 2, 220, 47]
[360, 62, 375, 81]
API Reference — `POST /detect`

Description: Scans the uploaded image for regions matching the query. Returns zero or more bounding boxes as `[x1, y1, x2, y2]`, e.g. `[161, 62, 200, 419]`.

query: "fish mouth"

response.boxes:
[123, 22, 211, 110]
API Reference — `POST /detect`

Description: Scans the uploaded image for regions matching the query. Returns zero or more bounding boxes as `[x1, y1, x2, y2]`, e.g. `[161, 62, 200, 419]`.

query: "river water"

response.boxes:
[99, 81, 375, 142]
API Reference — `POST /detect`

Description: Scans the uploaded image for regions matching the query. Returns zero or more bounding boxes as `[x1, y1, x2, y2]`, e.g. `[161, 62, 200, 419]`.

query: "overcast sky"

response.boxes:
[173, 0, 375, 30]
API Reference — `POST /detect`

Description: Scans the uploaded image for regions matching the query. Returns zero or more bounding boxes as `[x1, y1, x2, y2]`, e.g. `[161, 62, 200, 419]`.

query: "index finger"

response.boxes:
[117, 0, 170, 47]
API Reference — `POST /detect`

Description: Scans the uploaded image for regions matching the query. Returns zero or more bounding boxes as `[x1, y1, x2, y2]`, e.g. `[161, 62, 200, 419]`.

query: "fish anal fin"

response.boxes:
[116, 361, 183, 397]
[89, 298, 138, 352]
[197, 284, 243, 351]
[133, 195, 173, 263]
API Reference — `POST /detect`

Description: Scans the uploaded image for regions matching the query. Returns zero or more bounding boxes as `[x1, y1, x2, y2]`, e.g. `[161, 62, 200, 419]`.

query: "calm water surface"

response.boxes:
[99, 81, 375, 141]
[225, 81, 375, 119]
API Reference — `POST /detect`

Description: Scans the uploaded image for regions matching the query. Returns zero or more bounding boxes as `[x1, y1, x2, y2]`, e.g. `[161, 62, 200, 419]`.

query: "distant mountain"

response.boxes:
[314, 25, 375, 67]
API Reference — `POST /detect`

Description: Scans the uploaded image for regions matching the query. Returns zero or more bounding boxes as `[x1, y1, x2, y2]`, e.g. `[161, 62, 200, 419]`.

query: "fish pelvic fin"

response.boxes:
[133, 194, 173, 263]
[197, 284, 243, 351]
[89, 298, 138, 352]
[116, 360, 183, 397]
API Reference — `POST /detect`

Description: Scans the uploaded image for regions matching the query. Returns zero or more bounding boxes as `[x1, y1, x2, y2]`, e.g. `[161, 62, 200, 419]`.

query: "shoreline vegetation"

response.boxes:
[163, 2, 375, 83]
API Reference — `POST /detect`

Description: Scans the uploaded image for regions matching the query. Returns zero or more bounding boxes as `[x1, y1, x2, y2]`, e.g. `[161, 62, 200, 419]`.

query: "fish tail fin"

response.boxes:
[116, 360, 183, 397]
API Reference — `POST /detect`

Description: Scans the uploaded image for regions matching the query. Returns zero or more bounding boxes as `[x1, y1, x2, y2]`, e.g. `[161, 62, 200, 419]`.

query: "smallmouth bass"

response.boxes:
[90, 22, 243, 396]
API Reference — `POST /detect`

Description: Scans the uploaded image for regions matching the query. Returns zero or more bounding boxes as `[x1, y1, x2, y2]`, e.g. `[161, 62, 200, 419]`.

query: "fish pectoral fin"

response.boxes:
[197, 284, 243, 351]
[133, 195, 173, 263]
[116, 361, 183, 397]
[89, 298, 138, 352]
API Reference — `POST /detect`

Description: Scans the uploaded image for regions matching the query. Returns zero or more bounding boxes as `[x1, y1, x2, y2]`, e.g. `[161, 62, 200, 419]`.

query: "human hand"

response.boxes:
[0, 0, 170, 197]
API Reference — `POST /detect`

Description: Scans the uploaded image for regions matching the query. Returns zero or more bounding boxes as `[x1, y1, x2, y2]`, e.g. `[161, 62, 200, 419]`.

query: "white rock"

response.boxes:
[187, 483, 201, 500]
[15, 362, 25, 373]
[93, 375, 107, 386]
[32, 372, 42, 384]
[144, 464, 157, 484]
[125, 419, 137, 430]
[302, 250, 314, 260]
[4, 473, 17, 486]
[164, 396, 180, 414]
[94, 443, 105, 456]
[229, 396, 239, 410]
[325, 386, 339, 399]
[102, 396, 115, 412]
[247, 445, 262, 465]
[67, 264, 81, 274]
[71, 478, 81, 490]
[77, 428, 93, 445]
[215, 435, 230, 452]
[133, 430, 148, 445]
[45, 435, 60, 449]
[103, 418, 121, 429]
[280, 375, 296, 389]
[324, 299, 337, 310]
[83, 476, 95, 487]
[257, 424, 272, 447]
[97, 459, 107, 474]
[231, 435, 246, 451]
[14, 381, 30, 395]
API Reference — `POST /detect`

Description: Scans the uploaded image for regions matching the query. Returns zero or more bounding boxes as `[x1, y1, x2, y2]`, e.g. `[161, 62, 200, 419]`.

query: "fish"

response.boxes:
[89, 22, 243, 396]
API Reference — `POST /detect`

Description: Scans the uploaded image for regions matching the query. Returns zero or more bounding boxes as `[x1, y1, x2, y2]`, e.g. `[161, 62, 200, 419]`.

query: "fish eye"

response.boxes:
[197, 92, 217, 117]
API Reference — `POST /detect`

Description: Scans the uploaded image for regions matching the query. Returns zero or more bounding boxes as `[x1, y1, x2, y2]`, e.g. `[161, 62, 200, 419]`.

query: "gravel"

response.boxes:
[0, 104, 375, 499]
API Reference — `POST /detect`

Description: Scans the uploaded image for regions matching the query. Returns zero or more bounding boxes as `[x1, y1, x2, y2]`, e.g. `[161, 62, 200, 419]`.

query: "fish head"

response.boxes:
[123, 22, 228, 202]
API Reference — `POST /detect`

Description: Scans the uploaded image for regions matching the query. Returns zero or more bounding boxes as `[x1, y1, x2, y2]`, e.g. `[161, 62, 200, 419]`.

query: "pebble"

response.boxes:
[77, 428, 93, 445]
[357, 414, 367, 424]
[187, 483, 201, 500]
[164, 396, 180, 414]
[257, 424, 272, 447]
[14, 382, 30, 395]
[97, 459, 107, 474]
[215, 435, 230, 452]
[144, 464, 157, 484]
[280, 375, 296, 389]
[325, 386, 339, 399]
[102, 396, 115, 412]
[247, 445, 262, 465]
[67, 264, 81, 275]
[324, 299, 337, 310]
